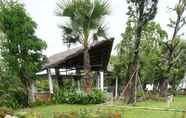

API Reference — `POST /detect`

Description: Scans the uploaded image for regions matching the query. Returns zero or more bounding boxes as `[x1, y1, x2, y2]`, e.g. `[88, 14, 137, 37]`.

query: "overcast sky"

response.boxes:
[20, 0, 179, 56]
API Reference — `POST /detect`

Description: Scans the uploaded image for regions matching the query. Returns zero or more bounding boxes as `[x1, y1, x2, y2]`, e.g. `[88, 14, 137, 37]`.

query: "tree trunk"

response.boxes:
[19, 72, 35, 105]
[83, 48, 92, 94]
[159, 5, 182, 97]
[128, 64, 138, 104]
[159, 78, 169, 97]
[27, 82, 35, 104]
[128, 19, 143, 104]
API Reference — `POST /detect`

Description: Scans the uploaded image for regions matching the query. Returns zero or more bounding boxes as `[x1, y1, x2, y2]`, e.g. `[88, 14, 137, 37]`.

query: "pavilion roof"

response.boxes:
[43, 38, 114, 71]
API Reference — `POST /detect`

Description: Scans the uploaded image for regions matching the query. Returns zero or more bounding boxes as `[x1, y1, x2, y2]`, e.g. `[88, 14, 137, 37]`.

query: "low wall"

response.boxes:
[35, 92, 51, 102]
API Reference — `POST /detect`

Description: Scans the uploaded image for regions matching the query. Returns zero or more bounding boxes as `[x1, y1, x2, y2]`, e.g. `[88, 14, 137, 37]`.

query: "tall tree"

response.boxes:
[115, 21, 167, 100]
[0, 1, 47, 104]
[125, 0, 158, 104]
[159, 0, 186, 96]
[56, 0, 110, 93]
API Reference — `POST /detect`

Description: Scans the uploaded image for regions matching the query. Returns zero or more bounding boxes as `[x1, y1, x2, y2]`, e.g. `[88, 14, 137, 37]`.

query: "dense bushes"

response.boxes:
[0, 91, 28, 109]
[53, 88, 106, 104]
[0, 69, 28, 109]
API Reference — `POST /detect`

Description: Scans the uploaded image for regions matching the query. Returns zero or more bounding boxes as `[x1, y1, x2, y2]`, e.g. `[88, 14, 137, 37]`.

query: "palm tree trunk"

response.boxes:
[83, 47, 92, 94]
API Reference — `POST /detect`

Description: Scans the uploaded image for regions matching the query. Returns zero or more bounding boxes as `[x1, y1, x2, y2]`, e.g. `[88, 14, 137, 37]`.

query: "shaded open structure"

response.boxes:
[33, 38, 114, 101]
[44, 38, 114, 71]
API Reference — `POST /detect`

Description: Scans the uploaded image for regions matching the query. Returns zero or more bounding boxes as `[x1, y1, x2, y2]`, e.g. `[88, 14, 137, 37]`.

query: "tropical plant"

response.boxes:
[53, 88, 106, 104]
[56, 0, 110, 94]
[0, 1, 47, 104]
[0, 56, 28, 109]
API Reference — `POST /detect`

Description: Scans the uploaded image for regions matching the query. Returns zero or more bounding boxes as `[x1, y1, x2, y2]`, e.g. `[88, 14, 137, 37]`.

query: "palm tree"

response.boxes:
[56, 0, 110, 93]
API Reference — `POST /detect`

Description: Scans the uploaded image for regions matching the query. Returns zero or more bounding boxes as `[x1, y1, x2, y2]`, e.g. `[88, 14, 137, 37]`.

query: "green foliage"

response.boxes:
[0, 0, 47, 104]
[121, 0, 159, 103]
[113, 21, 167, 85]
[127, 0, 158, 23]
[159, 0, 186, 88]
[115, 19, 186, 91]
[56, 0, 110, 94]
[56, 0, 110, 47]
[0, 60, 28, 109]
[113, 0, 186, 97]
[0, 90, 28, 109]
[140, 22, 168, 84]
[0, 0, 47, 77]
[53, 88, 106, 104]
[36, 79, 50, 92]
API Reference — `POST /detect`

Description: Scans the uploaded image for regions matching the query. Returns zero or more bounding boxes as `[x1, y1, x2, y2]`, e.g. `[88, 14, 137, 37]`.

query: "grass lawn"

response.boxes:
[17, 96, 186, 118]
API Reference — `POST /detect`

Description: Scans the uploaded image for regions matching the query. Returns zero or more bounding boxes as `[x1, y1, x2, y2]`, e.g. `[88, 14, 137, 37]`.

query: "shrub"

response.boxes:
[53, 89, 106, 104]
[0, 90, 28, 109]
[0, 71, 28, 109]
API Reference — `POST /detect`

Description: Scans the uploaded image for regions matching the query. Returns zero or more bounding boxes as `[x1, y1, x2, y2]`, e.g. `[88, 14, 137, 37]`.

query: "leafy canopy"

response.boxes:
[113, 21, 167, 84]
[0, 0, 47, 78]
[56, 0, 110, 47]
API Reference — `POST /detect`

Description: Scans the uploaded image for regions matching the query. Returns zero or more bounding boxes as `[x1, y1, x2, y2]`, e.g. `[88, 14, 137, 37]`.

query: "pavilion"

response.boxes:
[33, 38, 114, 101]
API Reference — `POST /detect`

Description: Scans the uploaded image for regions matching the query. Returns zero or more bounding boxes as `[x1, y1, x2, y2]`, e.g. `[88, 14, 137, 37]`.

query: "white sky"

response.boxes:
[20, 0, 180, 56]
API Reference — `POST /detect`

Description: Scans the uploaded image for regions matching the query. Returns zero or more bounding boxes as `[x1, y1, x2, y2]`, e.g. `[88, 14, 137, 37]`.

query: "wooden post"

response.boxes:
[76, 70, 81, 91]
[115, 77, 118, 98]
[97, 72, 100, 89]
[72, 79, 75, 87]
[100, 71, 104, 91]
[77, 79, 80, 91]
[55, 68, 63, 88]
[31, 80, 36, 102]
[47, 68, 54, 94]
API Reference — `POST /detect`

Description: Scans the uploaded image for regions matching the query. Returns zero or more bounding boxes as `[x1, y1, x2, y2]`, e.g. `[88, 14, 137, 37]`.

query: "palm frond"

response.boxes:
[60, 25, 80, 47]
[56, 0, 110, 46]
[91, 0, 110, 19]
[56, 0, 75, 17]
[93, 25, 108, 42]
[97, 25, 108, 38]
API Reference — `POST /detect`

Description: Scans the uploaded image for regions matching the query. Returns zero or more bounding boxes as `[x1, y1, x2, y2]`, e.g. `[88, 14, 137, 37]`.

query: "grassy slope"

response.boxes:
[18, 96, 186, 118]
